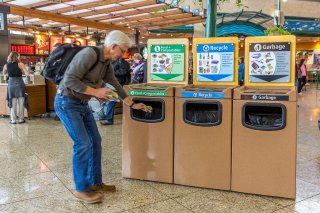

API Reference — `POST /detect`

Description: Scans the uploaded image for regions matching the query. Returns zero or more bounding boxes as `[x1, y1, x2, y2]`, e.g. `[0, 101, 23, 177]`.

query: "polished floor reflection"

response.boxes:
[0, 87, 319, 213]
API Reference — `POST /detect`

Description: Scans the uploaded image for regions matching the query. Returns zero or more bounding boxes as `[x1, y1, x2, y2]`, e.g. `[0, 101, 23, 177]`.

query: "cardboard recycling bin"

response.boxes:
[122, 39, 189, 183]
[174, 37, 239, 190]
[231, 35, 297, 199]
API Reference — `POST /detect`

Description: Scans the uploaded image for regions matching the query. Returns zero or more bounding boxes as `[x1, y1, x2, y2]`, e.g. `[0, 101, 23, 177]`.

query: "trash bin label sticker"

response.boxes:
[196, 43, 235, 82]
[150, 44, 185, 81]
[181, 91, 225, 99]
[249, 42, 291, 83]
[241, 94, 289, 101]
[128, 90, 168, 97]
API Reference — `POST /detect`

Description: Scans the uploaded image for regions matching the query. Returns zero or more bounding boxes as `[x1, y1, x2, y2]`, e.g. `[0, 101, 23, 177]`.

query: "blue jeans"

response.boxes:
[54, 94, 102, 192]
[100, 101, 115, 122]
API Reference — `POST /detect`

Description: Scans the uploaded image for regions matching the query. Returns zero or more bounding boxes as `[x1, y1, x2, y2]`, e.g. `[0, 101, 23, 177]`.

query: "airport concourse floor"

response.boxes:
[0, 88, 320, 213]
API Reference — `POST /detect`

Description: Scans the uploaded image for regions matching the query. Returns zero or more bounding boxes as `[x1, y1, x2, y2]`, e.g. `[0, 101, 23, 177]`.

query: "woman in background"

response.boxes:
[131, 53, 145, 84]
[2, 52, 30, 124]
[297, 58, 307, 94]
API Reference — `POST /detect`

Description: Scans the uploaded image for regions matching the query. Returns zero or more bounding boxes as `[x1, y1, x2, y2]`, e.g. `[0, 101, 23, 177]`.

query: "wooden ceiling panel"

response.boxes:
[89, 5, 169, 22]
[104, 9, 180, 25]
[123, 13, 193, 26]
[7, 0, 129, 21]
[69, 0, 156, 18]
[51, 0, 128, 14]
[5, 0, 203, 35]
[133, 16, 202, 28]
[23, 0, 73, 9]
[148, 19, 204, 30]
[2, 2, 132, 33]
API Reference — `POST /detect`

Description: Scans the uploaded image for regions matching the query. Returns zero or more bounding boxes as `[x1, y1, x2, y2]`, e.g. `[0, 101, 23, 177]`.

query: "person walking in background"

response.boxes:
[113, 57, 131, 86]
[54, 30, 148, 204]
[297, 58, 307, 94]
[238, 56, 245, 86]
[2, 52, 30, 124]
[131, 53, 145, 84]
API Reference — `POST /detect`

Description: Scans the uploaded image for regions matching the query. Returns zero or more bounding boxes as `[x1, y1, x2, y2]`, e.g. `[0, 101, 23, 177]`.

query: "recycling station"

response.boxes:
[122, 36, 297, 199]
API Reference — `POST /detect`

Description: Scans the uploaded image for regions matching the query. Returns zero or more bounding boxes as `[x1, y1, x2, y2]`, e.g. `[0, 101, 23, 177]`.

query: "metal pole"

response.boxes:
[277, 0, 281, 10]
[205, 0, 217, 37]
[135, 29, 140, 52]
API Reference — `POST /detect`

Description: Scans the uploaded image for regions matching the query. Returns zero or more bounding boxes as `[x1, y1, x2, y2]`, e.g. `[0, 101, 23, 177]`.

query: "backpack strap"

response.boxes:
[88, 46, 100, 71]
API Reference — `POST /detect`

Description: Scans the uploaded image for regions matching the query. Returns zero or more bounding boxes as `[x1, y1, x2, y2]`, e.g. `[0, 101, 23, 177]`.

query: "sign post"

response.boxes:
[0, 5, 10, 71]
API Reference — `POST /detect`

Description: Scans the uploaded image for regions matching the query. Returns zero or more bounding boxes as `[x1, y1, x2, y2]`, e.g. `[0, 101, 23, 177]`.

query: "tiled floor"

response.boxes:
[0, 87, 320, 213]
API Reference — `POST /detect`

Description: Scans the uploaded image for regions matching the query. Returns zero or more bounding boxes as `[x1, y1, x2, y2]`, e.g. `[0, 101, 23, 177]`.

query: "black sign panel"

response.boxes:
[241, 94, 289, 101]
[249, 42, 291, 52]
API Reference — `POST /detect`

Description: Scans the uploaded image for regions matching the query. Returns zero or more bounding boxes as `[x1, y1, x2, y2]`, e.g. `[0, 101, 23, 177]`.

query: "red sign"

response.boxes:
[123, 51, 131, 59]
[35, 34, 49, 55]
[11, 45, 34, 55]
[50, 36, 63, 53]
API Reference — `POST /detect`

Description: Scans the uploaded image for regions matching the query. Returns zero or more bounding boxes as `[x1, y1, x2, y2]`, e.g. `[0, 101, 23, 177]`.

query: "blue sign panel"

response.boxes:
[181, 91, 225, 99]
[196, 43, 235, 82]
[197, 43, 235, 53]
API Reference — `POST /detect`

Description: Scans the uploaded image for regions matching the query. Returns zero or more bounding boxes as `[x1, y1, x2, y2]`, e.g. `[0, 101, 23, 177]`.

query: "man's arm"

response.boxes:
[103, 62, 128, 98]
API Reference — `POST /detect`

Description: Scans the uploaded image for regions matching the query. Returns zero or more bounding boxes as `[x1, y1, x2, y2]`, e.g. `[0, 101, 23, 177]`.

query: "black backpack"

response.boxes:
[41, 43, 100, 84]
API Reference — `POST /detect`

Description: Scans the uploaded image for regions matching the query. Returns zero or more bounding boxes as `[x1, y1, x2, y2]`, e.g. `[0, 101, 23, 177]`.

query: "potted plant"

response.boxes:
[264, 27, 291, 36]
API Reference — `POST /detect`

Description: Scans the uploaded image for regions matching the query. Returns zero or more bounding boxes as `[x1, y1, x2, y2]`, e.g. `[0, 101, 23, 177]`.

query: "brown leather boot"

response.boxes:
[90, 183, 116, 192]
[73, 191, 103, 204]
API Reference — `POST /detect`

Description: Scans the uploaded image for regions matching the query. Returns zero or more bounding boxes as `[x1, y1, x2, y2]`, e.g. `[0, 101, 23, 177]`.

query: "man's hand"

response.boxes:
[95, 88, 118, 101]
[131, 103, 150, 111]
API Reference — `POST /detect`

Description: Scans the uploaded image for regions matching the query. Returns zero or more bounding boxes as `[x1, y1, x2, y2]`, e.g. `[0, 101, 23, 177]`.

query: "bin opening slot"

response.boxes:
[242, 104, 286, 130]
[131, 98, 165, 123]
[184, 101, 221, 126]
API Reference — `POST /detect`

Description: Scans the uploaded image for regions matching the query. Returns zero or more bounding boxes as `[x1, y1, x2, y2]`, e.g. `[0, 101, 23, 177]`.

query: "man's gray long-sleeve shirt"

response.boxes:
[58, 45, 127, 103]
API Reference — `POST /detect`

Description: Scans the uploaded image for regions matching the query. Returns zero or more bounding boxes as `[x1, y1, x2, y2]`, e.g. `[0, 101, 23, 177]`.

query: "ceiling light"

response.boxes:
[142, 36, 145, 38]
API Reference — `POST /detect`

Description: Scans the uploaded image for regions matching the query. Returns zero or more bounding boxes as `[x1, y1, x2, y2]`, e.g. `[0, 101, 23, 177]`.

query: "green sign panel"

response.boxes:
[128, 90, 168, 97]
[150, 44, 185, 81]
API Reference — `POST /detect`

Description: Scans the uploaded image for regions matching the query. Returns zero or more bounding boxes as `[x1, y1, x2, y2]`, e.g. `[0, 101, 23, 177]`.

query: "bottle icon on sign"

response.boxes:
[199, 54, 202, 59]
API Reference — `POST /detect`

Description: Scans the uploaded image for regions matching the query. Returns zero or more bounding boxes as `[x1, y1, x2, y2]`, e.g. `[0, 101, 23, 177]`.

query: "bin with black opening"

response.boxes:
[231, 35, 297, 199]
[174, 37, 239, 190]
[122, 39, 189, 183]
